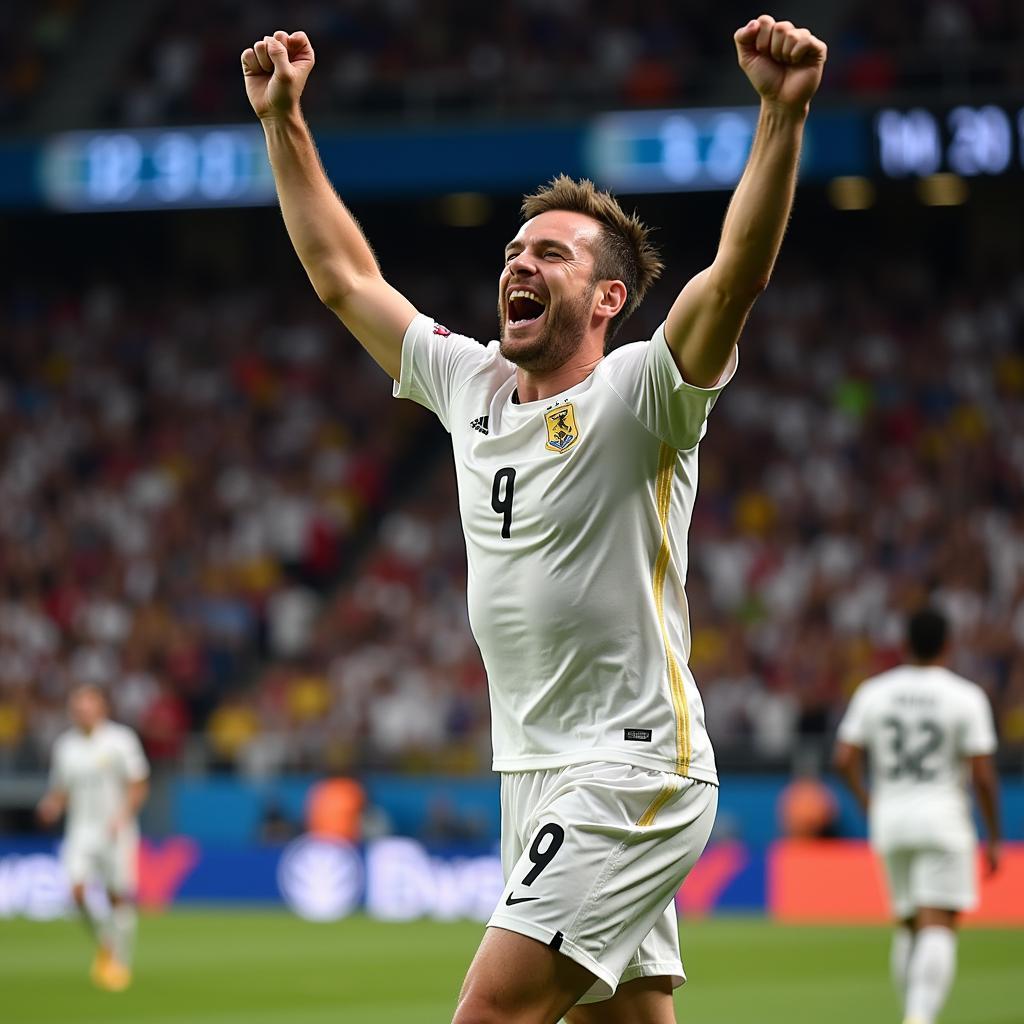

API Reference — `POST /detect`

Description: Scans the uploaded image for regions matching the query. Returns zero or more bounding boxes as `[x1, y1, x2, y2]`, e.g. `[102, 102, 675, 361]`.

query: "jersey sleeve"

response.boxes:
[601, 324, 738, 450]
[836, 685, 870, 747]
[961, 687, 998, 756]
[119, 728, 150, 782]
[392, 313, 497, 432]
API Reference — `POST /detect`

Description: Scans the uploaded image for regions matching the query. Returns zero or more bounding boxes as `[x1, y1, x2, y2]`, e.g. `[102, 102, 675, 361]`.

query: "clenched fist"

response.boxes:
[735, 15, 826, 112]
[241, 30, 315, 120]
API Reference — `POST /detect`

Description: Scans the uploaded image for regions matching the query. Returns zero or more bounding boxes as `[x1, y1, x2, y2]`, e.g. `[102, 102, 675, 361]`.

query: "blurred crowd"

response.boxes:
[2, 247, 1023, 777]
[1, 0, 83, 125]
[687, 262, 1024, 759]
[7, 1, 1024, 128]
[225, 256, 1024, 774]
[835, 0, 1024, 96]
[0, 279, 422, 772]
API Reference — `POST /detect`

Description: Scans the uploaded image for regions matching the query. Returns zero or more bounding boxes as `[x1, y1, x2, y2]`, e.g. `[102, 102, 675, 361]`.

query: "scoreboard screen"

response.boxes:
[588, 107, 760, 193]
[875, 104, 1024, 178]
[40, 126, 275, 211]
[21, 102, 1024, 212]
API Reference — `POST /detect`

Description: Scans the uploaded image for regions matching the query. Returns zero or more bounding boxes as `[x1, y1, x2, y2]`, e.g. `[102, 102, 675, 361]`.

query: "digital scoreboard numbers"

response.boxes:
[588, 108, 760, 193]
[41, 126, 276, 211]
[25, 104, 1023, 213]
[876, 104, 1024, 178]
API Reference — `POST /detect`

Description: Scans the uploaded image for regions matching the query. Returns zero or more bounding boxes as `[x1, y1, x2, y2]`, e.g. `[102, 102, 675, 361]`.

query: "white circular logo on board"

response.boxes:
[277, 836, 363, 922]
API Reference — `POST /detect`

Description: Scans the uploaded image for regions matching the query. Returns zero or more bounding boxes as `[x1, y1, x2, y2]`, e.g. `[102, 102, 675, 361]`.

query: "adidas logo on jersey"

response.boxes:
[470, 416, 489, 435]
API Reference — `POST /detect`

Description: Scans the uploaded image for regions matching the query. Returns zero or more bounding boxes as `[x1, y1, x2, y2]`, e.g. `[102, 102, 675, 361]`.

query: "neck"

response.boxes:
[514, 352, 604, 404]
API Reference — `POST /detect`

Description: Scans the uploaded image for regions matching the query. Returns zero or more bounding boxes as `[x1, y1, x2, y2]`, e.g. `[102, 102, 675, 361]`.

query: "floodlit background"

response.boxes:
[0, 1, 1022, 1021]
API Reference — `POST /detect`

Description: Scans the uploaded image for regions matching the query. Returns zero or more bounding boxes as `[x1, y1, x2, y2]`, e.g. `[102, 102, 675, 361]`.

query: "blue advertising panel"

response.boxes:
[0, 835, 756, 920]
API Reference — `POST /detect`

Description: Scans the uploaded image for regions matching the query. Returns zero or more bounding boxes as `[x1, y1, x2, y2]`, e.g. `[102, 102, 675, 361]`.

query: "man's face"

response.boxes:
[498, 210, 605, 373]
[69, 688, 106, 732]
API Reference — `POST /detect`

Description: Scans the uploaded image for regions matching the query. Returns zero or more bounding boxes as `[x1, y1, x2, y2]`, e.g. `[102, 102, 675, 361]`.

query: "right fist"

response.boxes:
[241, 30, 315, 120]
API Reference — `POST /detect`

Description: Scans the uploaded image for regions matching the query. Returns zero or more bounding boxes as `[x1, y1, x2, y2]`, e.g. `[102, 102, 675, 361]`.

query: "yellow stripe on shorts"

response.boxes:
[652, 441, 691, 773]
[636, 782, 678, 827]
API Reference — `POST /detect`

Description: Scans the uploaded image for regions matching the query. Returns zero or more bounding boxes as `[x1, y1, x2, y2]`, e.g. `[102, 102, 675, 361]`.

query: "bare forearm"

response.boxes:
[37, 789, 67, 825]
[125, 780, 149, 818]
[974, 778, 1001, 843]
[834, 744, 869, 814]
[839, 766, 869, 814]
[261, 111, 380, 307]
[711, 101, 806, 298]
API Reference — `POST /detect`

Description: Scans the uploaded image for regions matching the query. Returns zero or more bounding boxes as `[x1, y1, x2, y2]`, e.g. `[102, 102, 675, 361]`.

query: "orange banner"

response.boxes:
[769, 840, 1024, 925]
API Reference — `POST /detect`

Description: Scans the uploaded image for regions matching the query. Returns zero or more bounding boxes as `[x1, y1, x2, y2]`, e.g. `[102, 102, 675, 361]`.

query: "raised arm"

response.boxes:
[242, 31, 417, 380]
[666, 16, 827, 387]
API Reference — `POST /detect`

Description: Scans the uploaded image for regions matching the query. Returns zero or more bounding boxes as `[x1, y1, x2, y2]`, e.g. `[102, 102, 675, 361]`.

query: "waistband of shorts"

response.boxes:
[492, 749, 719, 786]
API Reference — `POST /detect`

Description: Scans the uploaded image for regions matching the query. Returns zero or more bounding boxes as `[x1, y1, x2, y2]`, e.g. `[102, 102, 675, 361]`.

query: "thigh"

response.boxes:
[911, 848, 977, 914]
[63, 839, 101, 888]
[881, 849, 914, 921]
[566, 976, 676, 1024]
[454, 924, 595, 1024]
[488, 764, 717, 1004]
[105, 829, 139, 897]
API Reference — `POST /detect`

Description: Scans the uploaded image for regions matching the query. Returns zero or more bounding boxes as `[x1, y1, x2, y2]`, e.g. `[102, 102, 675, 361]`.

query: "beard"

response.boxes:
[498, 283, 594, 373]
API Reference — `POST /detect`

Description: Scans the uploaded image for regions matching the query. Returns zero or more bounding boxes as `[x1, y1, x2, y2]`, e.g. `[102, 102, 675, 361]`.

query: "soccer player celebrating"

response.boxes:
[37, 684, 150, 991]
[835, 608, 1002, 1024]
[243, 15, 825, 1022]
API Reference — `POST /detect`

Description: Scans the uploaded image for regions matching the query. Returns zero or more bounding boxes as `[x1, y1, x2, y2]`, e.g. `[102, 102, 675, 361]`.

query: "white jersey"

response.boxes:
[837, 665, 997, 852]
[394, 313, 736, 782]
[50, 721, 149, 847]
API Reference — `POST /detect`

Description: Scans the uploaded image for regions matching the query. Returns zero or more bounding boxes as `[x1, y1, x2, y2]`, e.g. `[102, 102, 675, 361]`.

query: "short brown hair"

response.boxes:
[521, 175, 663, 344]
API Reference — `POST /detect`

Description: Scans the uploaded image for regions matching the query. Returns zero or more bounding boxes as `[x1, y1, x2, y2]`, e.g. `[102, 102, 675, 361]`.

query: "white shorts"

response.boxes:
[880, 846, 978, 920]
[63, 828, 139, 896]
[487, 761, 718, 1004]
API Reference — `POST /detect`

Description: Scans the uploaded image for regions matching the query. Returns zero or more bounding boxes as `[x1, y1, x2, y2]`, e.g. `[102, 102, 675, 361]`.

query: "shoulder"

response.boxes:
[409, 315, 508, 372]
[597, 334, 661, 386]
[599, 325, 738, 396]
[843, 672, 890, 715]
[600, 337, 651, 371]
[52, 730, 74, 754]
[944, 671, 991, 708]
[105, 721, 140, 747]
[401, 314, 514, 405]
[853, 671, 889, 696]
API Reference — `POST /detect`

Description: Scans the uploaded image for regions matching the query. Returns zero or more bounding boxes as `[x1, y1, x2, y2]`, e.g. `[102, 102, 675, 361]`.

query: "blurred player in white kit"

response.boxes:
[37, 684, 150, 991]
[834, 608, 1001, 1024]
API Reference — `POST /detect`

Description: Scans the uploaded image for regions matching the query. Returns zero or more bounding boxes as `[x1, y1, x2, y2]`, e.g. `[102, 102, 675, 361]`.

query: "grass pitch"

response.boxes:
[0, 911, 1019, 1023]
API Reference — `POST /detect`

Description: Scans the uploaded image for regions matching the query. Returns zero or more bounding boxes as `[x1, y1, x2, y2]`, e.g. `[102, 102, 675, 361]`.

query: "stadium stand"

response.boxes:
[296, 256, 1024, 773]
[0, 273, 441, 773]
[1, 1, 84, 125]
[834, 0, 1024, 97]
[2, 234, 1021, 776]
[8, 1, 1022, 129]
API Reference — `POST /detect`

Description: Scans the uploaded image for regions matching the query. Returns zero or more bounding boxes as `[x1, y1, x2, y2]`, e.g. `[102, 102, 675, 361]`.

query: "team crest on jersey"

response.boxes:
[544, 403, 580, 453]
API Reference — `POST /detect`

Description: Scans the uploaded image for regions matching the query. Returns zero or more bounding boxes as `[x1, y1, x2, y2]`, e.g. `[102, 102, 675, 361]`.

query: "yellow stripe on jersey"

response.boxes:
[652, 441, 691, 774]
[636, 781, 678, 827]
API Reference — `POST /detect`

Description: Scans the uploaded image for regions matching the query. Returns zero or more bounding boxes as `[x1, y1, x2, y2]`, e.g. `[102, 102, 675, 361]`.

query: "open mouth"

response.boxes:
[507, 288, 547, 328]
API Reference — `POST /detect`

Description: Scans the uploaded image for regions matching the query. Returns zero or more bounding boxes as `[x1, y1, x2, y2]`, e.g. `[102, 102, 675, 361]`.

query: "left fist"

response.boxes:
[735, 15, 827, 112]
